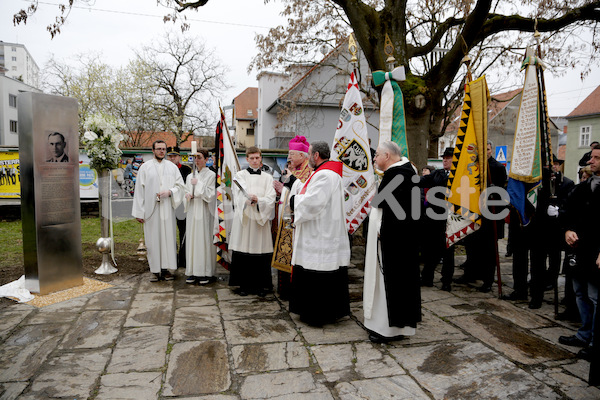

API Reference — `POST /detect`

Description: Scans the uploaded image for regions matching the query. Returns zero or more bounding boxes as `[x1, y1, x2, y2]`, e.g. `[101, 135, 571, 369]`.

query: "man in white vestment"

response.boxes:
[132, 140, 185, 281]
[183, 148, 216, 285]
[229, 146, 276, 296]
[289, 141, 351, 326]
[363, 141, 421, 342]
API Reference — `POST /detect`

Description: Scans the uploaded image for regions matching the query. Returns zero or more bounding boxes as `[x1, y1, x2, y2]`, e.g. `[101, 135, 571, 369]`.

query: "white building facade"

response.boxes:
[0, 75, 41, 146]
[0, 41, 39, 88]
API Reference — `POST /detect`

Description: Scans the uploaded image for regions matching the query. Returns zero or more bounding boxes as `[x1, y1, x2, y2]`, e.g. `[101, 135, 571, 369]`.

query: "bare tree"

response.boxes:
[136, 32, 230, 146]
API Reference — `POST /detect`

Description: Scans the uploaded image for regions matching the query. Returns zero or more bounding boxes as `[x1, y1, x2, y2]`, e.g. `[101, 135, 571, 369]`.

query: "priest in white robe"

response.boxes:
[229, 146, 276, 296]
[132, 140, 185, 281]
[363, 141, 421, 342]
[289, 141, 351, 326]
[183, 149, 216, 285]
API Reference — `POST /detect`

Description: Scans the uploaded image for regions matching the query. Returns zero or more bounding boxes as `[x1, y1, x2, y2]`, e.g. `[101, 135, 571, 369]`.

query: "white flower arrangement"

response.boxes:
[81, 113, 126, 171]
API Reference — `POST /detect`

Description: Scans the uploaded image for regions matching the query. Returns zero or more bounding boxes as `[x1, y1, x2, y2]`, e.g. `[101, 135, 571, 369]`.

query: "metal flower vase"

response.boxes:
[95, 169, 118, 274]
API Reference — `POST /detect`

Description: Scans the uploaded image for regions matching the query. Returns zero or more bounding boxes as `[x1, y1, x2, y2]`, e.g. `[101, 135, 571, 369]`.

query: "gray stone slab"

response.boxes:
[163, 340, 230, 396]
[138, 276, 175, 293]
[563, 359, 592, 382]
[336, 376, 430, 400]
[106, 326, 170, 373]
[390, 308, 467, 346]
[219, 298, 284, 321]
[60, 310, 126, 349]
[216, 288, 238, 301]
[470, 297, 553, 329]
[23, 309, 80, 325]
[125, 292, 174, 327]
[0, 310, 32, 340]
[450, 313, 573, 364]
[0, 382, 27, 400]
[311, 344, 354, 382]
[292, 316, 367, 345]
[0, 324, 68, 382]
[28, 349, 111, 399]
[224, 318, 298, 345]
[169, 396, 238, 400]
[354, 342, 405, 379]
[176, 290, 218, 308]
[85, 287, 134, 310]
[232, 342, 309, 373]
[37, 295, 88, 311]
[172, 306, 224, 342]
[422, 295, 483, 317]
[389, 341, 560, 399]
[239, 370, 321, 399]
[96, 371, 163, 400]
[535, 326, 584, 355]
[421, 287, 454, 303]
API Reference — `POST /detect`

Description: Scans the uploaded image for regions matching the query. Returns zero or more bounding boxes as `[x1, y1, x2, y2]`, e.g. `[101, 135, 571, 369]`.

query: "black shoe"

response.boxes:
[185, 276, 196, 284]
[368, 333, 390, 344]
[559, 335, 588, 348]
[528, 300, 542, 309]
[578, 347, 592, 361]
[454, 275, 475, 285]
[556, 310, 581, 322]
[544, 284, 556, 292]
[478, 285, 492, 293]
[162, 270, 175, 281]
[149, 273, 160, 282]
[441, 283, 452, 292]
[501, 292, 527, 301]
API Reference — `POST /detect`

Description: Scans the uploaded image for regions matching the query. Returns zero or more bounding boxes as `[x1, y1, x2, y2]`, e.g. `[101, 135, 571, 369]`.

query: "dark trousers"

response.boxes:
[177, 218, 186, 269]
[421, 220, 455, 284]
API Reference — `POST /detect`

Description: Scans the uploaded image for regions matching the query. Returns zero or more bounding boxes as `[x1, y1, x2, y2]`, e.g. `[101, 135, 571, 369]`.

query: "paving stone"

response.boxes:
[106, 326, 170, 373]
[421, 287, 454, 303]
[28, 348, 111, 399]
[389, 341, 560, 399]
[169, 396, 238, 400]
[138, 277, 175, 293]
[38, 295, 88, 311]
[176, 290, 218, 308]
[312, 344, 355, 382]
[60, 310, 126, 349]
[0, 382, 27, 400]
[172, 305, 224, 341]
[96, 371, 163, 400]
[450, 313, 573, 364]
[354, 342, 405, 379]
[561, 384, 600, 400]
[392, 308, 467, 346]
[85, 287, 134, 310]
[239, 370, 320, 399]
[470, 297, 553, 329]
[563, 359, 592, 382]
[422, 295, 483, 317]
[125, 292, 174, 327]
[0, 310, 32, 340]
[23, 309, 80, 325]
[0, 324, 68, 382]
[336, 376, 429, 399]
[232, 342, 309, 373]
[219, 298, 284, 321]
[293, 316, 367, 345]
[224, 318, 298, 345]
[163, 340, 230, 396]
[216, 288, 239, 301]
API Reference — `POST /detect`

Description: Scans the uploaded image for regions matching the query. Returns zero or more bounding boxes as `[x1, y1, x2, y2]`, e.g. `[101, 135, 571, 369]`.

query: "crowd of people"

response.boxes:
[130, 137, 600, 380]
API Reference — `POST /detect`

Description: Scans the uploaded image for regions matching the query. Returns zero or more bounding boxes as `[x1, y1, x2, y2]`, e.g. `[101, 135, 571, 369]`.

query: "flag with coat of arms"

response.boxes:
[331, 71, 376, 234]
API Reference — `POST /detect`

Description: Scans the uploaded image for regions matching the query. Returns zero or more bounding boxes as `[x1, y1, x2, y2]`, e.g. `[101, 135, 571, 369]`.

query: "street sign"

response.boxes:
[496, 145, 507, 164]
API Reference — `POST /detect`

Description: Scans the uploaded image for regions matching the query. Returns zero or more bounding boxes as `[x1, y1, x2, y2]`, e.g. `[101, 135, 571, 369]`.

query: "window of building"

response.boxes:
[10, 120, 18, 133]
[11, 66, 17, 71]
[247, 129, 255, 136]
[11, 47, 17, 52]
[9, 94, 17, 108]
[580, 126, 591, 147]
[247, 109, 253, 116]
[11, 56, 17, 62]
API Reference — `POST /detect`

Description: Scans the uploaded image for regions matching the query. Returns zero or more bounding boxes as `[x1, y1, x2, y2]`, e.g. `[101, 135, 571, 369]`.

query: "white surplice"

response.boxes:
[183, 167, 217, 277]
[229, 170, 276, 254]
[292, 169, 350, 271]
[132, 158, 185, 273]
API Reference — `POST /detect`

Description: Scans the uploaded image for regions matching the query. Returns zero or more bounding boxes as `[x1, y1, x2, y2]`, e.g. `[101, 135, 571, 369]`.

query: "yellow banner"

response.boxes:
[0, 152, 21, 198]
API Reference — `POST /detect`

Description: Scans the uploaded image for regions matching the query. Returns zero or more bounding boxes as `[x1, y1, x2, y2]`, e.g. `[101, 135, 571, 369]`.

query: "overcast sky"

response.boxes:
[1, 0, 599, 117]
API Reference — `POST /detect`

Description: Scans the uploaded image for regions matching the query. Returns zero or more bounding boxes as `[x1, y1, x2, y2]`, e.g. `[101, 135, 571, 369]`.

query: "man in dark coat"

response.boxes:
[420, 147, 455, 291]
[167, 146, 192, 269]
[363, 140, 421, 343]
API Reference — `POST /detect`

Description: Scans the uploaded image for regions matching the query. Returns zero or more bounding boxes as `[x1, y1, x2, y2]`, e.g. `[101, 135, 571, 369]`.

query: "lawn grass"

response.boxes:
[1, 217, 144, 269]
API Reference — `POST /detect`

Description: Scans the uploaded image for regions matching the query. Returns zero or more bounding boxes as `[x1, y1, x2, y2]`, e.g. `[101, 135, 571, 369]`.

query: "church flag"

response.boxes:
[212, 108, 240, 269]
[372, 66, 409, 158]
[331, 71, 376, 234]
[445, 75, 489, 247]
[507, 47, 546, 226]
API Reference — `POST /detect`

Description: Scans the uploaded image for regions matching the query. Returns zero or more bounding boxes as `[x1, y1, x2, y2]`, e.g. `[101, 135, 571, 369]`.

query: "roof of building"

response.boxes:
[233, 87, 258, 120]
[566, 85, 600, 118]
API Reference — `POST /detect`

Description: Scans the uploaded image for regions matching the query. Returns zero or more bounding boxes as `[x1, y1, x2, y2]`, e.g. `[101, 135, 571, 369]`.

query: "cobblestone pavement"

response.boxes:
[1, 239, 598, 400]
